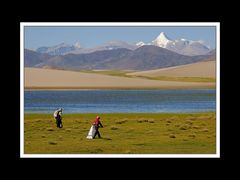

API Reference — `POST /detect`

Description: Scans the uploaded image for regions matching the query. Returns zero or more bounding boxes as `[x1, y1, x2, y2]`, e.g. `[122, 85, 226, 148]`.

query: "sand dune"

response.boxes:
[127, 61, 216, 78]
[24, 68, 215, 89]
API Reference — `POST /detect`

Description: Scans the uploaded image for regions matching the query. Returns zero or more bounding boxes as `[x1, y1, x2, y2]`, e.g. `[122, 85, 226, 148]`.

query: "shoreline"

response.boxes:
[24, 85, 216, 91]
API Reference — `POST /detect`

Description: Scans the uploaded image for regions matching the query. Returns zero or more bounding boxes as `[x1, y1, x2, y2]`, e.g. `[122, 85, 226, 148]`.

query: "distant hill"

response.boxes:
[207, 49, 216, 56]
[36, 40, 137, 56]
[102, 45, 210, 70]
[36, 42, 79, 56]
[24, 49, 52, 67]
[40, 48, 132, 70]
[24, 45, 212, 71]
[202, 49, 216, 61]
[127, 59, 216, 78]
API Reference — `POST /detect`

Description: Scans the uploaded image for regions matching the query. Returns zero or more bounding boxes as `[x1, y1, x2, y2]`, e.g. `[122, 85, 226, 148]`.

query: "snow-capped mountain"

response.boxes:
[136, 41, 146, 47]
[36, 40, 137, 55]
[69, 40, 137, 54]
[34, 32, 211, 56]
[36, 42, 82, 56]
[25, 45, 212, 70]
[74, 41, 81, 48]
[152, 32, 172, 48]
[151, 32, 210, 56]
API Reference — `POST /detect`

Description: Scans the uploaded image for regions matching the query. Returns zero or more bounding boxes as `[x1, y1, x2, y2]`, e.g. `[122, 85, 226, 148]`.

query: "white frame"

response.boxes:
[20, 22, 220, 158]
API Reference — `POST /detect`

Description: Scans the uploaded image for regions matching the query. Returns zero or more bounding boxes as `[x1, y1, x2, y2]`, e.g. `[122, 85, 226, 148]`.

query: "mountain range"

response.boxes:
[36, 40, 136, 56]
[150, 32, 210, 56]
[36, 42, 80, 55]
[33, 32, 211, 56]
[25, 32, 215, 71]
[25, 45, 214, 71]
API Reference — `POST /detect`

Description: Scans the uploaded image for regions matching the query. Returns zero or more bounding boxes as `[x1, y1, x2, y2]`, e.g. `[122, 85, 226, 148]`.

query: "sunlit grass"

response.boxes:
[24, 112, 216, 154]
[44, 68, 216, 83]
[134, 76, 216, 82]
[78, 70, 216, 82]
[79, 70, 134, 78]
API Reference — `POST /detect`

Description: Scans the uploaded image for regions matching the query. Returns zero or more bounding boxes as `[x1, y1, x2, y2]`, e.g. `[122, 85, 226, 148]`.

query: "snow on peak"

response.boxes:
[159, 32, 170, 40]
[181, 38, 187, 41]
[152, 32, 172, 48]
[136, 41, 145, 47]
[74, 41, 81, 48]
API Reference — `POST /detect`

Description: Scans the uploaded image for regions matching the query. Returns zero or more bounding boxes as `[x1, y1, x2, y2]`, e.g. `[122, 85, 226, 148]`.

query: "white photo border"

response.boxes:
[20, 22, 220, 158]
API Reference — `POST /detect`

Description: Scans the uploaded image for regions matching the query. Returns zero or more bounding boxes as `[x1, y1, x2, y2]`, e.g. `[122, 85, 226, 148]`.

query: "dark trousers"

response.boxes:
[55, 117, 63, 128]
[93, 127, 101, 138]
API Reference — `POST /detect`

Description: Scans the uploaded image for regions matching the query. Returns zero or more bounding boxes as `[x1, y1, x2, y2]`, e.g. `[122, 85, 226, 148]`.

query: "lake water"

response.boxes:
[24, 89, 216, 113]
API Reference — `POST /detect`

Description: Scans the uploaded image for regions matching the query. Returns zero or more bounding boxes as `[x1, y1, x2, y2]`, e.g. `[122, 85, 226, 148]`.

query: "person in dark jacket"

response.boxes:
[93, 116, 103, 139]
[53, 108, 63, 128]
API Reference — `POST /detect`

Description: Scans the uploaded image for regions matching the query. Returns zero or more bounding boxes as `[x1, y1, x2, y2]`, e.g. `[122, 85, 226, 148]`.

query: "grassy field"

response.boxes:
[78, 70, 216, 83]
[132, 76, 216, 82]
[24, 113, 216, 154]
[79, 70, 134, 78]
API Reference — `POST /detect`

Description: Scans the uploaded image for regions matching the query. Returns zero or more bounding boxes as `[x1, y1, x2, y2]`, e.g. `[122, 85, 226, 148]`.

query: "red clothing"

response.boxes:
[93, 116, 103, 127]
[92, 116, 103, 139]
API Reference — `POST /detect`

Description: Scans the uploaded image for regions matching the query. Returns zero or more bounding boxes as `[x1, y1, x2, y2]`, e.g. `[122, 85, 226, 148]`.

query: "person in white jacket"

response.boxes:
[53, 108, 63, 128]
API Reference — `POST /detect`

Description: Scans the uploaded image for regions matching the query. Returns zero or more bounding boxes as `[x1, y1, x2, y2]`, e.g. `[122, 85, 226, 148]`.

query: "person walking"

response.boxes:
[92, 116, 103, 139]
[53, 108, 63, 128]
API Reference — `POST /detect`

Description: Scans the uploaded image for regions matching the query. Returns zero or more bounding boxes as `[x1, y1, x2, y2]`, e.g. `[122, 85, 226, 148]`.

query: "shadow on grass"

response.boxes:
[102, 137, 112, 140]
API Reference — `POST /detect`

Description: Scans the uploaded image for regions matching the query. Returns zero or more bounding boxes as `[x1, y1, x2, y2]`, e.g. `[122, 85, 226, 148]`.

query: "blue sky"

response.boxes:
[24, 26, 216, 50]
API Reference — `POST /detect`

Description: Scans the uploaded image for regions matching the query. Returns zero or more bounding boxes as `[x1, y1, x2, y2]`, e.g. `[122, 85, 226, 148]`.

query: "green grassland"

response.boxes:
[133, 76, 216, 82]
[79, 70, 134, 78]
[24, 113, 216, 154]
[42, 68, 215, 83]
[78, 70, 215, 83]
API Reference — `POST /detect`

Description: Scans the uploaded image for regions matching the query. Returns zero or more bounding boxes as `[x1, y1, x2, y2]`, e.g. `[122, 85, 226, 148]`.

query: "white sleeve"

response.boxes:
[53, 111, 57, 117]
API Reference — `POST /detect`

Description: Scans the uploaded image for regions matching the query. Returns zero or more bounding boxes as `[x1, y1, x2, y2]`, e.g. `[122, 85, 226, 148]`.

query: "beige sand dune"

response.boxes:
[127, 61, 216, 78]
[24, 68, 215, 89]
